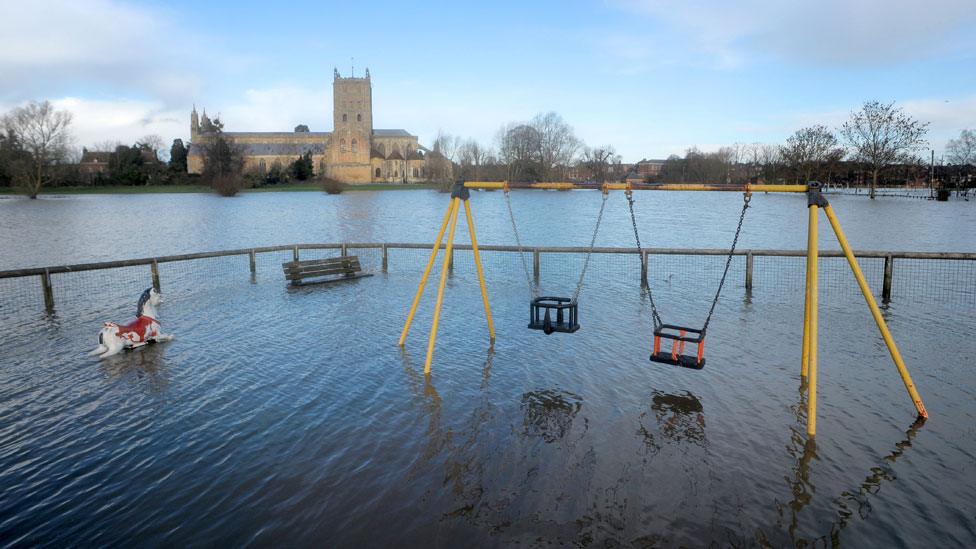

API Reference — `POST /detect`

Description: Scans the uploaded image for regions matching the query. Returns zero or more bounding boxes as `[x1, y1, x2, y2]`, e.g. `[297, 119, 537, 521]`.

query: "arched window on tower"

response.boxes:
[357, 114, 362, 122]
[413, 167, 418, 178]
[351, 139, 358, 153]
[342, 114, 347, 122]
[375, 168, 381, 178]
[340, 139, 347, 152]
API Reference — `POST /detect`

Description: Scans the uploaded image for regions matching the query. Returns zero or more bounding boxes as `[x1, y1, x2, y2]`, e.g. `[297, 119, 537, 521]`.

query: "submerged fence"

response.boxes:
[1, 243, 975, 316]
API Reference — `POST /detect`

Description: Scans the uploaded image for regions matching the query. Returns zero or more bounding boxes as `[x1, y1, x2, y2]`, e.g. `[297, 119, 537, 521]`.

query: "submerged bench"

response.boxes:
[282, 255, 372, 286]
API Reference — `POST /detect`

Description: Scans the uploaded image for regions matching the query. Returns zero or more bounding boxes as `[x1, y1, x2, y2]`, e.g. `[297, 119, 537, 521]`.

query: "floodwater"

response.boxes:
[1, 190, 975, 546]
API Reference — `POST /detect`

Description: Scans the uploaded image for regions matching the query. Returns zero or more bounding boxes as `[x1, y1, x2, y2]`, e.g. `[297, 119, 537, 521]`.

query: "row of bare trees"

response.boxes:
[428, 112, 619, 186]
[659, 101, 955, 199]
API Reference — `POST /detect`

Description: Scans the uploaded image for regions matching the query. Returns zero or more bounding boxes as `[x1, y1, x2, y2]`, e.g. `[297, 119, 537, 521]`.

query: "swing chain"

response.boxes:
[625, 189, 663, 329]
[504, 187, 538, 298]
[573, 189, 609, 302]
[702, 191, 751, 332]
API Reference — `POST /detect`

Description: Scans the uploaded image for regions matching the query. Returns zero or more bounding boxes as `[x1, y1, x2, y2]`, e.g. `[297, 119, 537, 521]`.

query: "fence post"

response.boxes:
[533, 249, 540, 283]
[882, 255, 893, 303]
[745, 251, 754, 293]
[382, 244, 388, 272]
[341, 244, 348, 257]
[641, 250, 648, 287]
[151, 259, 161, 291]
[293, 245, 300, 262]
[249, 250, 256, 274]
[41, 269, 54, 312]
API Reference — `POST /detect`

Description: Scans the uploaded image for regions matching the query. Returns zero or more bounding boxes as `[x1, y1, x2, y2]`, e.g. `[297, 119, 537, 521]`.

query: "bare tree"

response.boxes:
[946, 129, 975, 166]
[497, 123, 541, 182]
[137, 134, 166, 161]
[578, 145, 620, 183]
[531, 112, 580, 182]
[1, 100, 73, 198]
[840, 100, 928, 199]
[428, 130, 459, 187]
[781, 125, 840, 183]
[459, 138, 491, 181]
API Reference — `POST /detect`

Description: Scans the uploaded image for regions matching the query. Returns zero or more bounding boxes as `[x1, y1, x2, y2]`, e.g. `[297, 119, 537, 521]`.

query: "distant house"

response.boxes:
[78, 149, 113, 175]
[624, 171, 644, 185]
[635, 158, 667, 179]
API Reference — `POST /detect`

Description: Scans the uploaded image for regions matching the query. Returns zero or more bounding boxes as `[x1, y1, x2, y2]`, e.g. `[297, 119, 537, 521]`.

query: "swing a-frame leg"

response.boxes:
[802, 183, 927, 438]
[398, 182, 495, 374]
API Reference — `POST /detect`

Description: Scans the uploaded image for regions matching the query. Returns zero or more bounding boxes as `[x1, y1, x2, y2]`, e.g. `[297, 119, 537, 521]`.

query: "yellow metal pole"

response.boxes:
[463, 181, 808, 193]
[463, 199, 495, 343]
[823, 205, 928, 419]
[801, 206, 817, 378]
[398, 199, 455, 346]
[805, 206, 820, 437]
[424, 198, 461, 373]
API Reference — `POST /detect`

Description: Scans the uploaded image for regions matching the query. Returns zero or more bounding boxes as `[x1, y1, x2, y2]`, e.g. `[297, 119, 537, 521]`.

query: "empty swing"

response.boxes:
[504, 184, 609, 335]
[626, 189, 751, 369]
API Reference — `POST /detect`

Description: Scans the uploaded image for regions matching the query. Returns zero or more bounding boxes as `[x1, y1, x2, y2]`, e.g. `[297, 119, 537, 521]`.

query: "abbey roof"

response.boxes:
[373, 129, 414, 137]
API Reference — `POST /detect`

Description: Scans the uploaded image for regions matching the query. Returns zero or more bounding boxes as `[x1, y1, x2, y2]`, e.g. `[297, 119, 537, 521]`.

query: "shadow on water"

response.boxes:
[777, 379, 927, 546]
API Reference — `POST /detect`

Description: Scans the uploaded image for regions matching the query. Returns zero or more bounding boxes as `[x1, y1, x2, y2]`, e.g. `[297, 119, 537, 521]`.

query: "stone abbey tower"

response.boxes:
[187, 68, 431, 184]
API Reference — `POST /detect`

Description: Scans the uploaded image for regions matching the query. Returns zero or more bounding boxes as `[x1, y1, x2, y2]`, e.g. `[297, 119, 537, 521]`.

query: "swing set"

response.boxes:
[398, 181, 928, 438]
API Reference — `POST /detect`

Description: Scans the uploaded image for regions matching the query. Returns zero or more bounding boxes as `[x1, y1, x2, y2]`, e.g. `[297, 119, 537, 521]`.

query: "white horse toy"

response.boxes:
[89, 287, 174, 359]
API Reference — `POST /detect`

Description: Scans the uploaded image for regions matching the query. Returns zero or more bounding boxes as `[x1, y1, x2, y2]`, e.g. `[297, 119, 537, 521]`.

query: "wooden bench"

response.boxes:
[282, 255, 372, 286]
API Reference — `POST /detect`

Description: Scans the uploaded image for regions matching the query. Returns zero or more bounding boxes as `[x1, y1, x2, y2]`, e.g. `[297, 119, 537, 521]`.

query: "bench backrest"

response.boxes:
[282, 256, 362, 281]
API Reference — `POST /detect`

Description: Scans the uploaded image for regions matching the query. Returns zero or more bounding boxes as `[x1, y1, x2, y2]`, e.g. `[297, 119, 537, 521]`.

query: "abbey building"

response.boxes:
[188, 69, 433, 183]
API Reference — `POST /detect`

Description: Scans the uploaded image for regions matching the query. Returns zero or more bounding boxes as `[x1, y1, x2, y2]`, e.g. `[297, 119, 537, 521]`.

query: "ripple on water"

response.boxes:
[0, 259, 974, 546]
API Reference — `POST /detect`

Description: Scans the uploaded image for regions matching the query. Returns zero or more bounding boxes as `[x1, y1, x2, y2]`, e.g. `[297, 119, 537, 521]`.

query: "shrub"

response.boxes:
[320, 177, 345, 194]
[212, 174, 242, 196]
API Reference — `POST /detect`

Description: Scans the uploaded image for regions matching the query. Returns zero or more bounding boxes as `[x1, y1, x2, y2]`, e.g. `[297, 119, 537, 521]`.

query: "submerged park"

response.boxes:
[1, 183, 975, 545]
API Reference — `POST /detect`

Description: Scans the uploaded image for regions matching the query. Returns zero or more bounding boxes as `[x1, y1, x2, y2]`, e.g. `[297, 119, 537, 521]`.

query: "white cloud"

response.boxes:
[217, 86, 331, 132]
[613, 0, 976, 66]
[0, 0, 206, 104]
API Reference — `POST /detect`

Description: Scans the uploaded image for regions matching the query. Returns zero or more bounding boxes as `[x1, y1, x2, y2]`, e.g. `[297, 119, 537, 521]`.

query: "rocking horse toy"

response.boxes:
[89, 287, 174, 359]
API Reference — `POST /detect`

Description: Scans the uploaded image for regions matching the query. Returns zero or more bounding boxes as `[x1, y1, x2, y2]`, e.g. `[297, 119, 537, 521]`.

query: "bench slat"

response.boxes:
[286, 268, 360, 280]
[282, 256, 360, 268]
[285, 261, 360, 274]
[290, 272, 373, 286]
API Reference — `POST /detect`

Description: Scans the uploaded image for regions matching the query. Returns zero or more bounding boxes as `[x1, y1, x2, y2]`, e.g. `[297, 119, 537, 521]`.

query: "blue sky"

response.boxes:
[2, 0, 975, 161]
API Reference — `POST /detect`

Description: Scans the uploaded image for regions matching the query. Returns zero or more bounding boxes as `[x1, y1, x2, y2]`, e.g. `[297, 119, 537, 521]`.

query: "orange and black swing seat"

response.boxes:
[650, 324, 706, 370]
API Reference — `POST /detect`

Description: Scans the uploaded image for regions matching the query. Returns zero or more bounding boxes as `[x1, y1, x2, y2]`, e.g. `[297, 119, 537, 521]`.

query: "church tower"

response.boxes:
[331, 68, 372, 171]
[190, 106, 200, 139]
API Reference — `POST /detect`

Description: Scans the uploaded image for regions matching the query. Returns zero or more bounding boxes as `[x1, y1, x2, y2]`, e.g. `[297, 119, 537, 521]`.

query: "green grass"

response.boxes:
[0, 181, 441, 195]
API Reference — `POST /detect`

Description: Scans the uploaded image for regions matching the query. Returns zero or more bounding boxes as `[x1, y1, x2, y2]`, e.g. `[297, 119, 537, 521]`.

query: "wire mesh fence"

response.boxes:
[1, 243, 974, 325]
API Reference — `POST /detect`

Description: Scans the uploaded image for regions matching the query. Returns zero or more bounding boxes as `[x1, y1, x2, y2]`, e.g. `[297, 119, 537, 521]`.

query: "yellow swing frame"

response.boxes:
[398, 181, 928, 438]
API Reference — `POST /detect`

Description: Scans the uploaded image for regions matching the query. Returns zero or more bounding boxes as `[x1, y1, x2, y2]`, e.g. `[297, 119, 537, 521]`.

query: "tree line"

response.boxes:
[2, 99, 974, 199]
[425, 101, 975, 199]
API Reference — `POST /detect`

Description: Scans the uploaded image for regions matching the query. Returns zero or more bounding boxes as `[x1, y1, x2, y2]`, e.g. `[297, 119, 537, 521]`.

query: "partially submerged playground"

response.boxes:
[1, 184, 975, 545]
[398, 181, 927, 438]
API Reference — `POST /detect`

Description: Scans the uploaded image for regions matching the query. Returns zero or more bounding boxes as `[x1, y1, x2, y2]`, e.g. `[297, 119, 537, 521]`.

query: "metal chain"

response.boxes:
[702, 192, 751, 332]
[572, 190, 609, 302]
[504, 188, 538, 298]
[626, 190, 663, 329]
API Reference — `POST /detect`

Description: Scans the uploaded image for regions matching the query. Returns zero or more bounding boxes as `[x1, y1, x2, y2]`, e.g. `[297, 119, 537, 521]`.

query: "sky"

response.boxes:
[1, 0, 975, 162]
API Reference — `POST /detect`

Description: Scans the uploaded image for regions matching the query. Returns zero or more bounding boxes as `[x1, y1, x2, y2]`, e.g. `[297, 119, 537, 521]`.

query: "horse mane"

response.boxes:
[136, 288, 152, 317]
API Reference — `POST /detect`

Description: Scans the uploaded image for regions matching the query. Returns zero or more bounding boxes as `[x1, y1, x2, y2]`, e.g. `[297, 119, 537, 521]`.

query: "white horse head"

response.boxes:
[90, 287, 173, 359]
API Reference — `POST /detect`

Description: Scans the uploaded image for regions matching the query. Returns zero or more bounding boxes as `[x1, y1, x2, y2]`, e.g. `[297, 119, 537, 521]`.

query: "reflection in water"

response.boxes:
[520, 389, 585, 444]
[99, 345, 169, 394]
[399, 347, 498, 522]
[781, 382, 927, 546]
[822, 418, 926, 542]
[638, 390, 706, 456]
